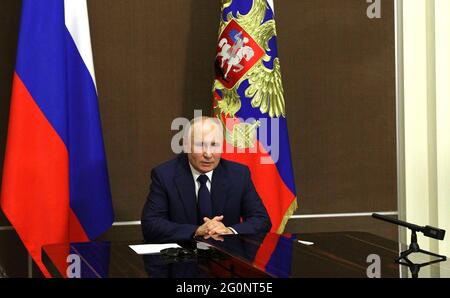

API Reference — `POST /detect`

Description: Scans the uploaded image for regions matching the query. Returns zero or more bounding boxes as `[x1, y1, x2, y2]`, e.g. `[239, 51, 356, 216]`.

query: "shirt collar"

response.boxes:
[188, 162, 213, 182]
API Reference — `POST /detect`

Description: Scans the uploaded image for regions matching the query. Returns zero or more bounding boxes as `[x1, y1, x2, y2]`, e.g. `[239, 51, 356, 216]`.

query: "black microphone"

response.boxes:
[372, 213, 445, 240]
[422, 225, 446, 240]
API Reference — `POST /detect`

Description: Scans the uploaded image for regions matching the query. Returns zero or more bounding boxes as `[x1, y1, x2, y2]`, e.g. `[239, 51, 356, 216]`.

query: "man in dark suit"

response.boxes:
[141, 117, 271, 243]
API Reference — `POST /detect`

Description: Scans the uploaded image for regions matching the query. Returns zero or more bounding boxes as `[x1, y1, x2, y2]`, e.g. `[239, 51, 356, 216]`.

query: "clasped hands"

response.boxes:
[194, 215, 233, 240]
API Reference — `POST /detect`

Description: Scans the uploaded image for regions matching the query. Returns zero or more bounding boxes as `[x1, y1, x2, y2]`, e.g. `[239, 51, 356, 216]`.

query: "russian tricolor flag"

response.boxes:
[1, 0, 114, 276]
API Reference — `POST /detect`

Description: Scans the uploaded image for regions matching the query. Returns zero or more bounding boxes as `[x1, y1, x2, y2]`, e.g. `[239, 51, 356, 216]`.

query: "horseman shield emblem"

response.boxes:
[215, 19, 265, 89]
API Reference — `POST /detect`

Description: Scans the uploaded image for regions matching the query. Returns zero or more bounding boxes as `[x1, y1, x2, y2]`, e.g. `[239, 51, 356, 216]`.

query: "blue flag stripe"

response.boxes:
[15, 0, 68, 144]
[65, 28, 114, 239]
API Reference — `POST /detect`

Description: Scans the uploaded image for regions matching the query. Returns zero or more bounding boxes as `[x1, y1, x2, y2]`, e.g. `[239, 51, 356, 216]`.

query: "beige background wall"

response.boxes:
[399, 0, 450, 257]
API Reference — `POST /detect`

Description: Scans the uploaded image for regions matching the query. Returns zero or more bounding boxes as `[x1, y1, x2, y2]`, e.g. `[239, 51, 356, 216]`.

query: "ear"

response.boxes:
[182, 137, 191, 153]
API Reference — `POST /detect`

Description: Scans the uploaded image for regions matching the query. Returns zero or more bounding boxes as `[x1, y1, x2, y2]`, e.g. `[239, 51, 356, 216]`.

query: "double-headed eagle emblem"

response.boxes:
[213, 0, 286, 148]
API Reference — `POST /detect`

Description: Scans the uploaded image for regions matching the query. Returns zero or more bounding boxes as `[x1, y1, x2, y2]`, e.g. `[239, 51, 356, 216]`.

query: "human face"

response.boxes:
[187, 119, 223, 173]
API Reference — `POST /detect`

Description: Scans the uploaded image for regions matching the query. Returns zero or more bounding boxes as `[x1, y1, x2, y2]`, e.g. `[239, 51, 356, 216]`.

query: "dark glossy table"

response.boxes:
[42, 231, 450, 278]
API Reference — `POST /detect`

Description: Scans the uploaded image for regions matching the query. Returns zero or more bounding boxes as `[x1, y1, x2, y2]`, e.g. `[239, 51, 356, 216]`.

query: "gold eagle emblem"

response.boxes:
[213, 0, 286, 119]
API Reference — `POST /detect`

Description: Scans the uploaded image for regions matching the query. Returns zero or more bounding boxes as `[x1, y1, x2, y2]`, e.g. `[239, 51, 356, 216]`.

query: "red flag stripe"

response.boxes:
[221, 139, 296, 232]
[1, 73, 69, 276]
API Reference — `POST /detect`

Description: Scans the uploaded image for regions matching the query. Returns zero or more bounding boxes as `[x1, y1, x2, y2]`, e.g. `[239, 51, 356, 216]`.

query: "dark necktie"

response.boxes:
[197, 174, 212, 224]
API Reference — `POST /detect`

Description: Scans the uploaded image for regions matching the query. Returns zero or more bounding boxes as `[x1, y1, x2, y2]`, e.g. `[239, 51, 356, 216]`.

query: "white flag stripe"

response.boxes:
[267, 0, 274, 12]
[64, 0, 97, 90]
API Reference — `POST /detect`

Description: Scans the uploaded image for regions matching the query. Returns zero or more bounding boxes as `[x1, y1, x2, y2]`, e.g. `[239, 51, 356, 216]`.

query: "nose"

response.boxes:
[203, 147, 213, 159]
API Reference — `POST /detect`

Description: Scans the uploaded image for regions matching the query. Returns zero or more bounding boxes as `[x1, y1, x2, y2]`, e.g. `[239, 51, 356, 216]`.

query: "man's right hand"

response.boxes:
[195, 215, 226, 237]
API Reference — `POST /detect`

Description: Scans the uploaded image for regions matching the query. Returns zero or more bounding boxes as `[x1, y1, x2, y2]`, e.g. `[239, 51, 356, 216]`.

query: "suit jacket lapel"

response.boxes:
[174, 154, 198, 224]
[211, 161, 229, 216]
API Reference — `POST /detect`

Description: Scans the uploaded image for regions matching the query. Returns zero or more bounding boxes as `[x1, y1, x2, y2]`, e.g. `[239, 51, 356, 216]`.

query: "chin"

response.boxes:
[199, 164, 215, 172]
[200, 166, 213, 172]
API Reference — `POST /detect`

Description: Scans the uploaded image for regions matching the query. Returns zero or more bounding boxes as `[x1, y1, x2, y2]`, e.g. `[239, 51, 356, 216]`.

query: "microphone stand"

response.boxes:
[397, 230, 446, 278]
[372, 213, 447, 278]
